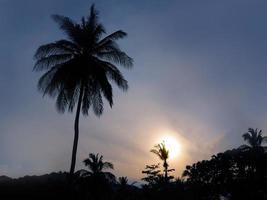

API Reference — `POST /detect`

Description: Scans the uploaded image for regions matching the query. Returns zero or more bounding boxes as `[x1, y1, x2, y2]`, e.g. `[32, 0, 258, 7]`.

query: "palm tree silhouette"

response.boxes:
[241, 128, 267, 150]
[33, 4, 133, 176]
[117, 176, 136, 187]
[118, 176, 128, 186]
[74, 153, 115, 199]
[79, 153, 115, 182]
[240, 128, 267, 179]
[150, 142, 174, 182]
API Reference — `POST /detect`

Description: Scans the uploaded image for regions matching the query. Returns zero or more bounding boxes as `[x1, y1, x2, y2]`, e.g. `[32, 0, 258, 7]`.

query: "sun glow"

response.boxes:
[160, 135, 182, 160]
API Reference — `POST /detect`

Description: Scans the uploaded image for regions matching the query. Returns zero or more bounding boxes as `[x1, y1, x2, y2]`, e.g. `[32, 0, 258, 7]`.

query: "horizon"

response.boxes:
[1, 0, 267, 182]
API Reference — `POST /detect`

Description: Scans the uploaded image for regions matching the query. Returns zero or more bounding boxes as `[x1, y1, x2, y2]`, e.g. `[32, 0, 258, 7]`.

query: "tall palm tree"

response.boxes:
[241, 128, 267, 150]
[33, 4, 133, 176]
[150, 142, 174, 182]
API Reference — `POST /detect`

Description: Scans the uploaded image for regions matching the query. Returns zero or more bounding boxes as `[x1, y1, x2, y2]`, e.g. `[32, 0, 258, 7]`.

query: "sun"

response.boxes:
[160, 135, 181, 160]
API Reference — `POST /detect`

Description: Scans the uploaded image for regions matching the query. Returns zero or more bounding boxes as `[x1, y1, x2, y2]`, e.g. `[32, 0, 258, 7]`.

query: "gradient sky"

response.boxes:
[1, 0, 267, 181]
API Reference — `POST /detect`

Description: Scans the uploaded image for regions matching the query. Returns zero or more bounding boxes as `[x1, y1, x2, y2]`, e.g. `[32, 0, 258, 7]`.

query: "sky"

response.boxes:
[1, 0, 267, 181]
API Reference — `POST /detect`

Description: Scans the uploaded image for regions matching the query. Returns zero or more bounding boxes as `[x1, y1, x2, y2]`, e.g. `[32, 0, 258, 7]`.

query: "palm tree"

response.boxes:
[150, 142, 174, 182]
[74, 153, 115, 199]
[117, 176, 136, 187]
[118, 176, 128, 186]
[33, 4, 133, 176]
[239, 128, 267, 179]
[81, 153, 115, 182]
[241, 128, 267, 150]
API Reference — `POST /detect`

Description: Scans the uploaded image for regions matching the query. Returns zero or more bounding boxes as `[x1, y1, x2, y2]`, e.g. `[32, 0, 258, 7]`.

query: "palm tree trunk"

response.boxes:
[164, 160, 168, 183]
[69, 86, 84, 176]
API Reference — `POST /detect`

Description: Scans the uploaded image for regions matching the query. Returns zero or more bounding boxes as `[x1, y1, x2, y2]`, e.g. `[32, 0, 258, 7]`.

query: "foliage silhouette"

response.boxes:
[74, 153, 115, 200]
[183, 128, 267, 199]
[117, 176, 137, 187]
[240, 128, 267, 151]
[33, 4, 133, 176]
[142, 164, 185, 200]
[142, 163, 163, 187]
[118, 176, 129, 186]
[150, 142, 175, 183]
[79, 153, 115, 182]
[239, 128, 267, 195]
[1, 129, 267, 200]
[115, 177, 140, 200]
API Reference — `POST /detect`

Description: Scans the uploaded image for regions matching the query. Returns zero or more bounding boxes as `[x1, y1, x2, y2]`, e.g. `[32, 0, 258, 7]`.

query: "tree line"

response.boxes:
[1, 127, 266, 199]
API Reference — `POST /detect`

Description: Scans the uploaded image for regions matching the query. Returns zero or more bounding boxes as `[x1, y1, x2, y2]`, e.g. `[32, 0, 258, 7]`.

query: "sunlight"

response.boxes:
[159, 135, 182, 160]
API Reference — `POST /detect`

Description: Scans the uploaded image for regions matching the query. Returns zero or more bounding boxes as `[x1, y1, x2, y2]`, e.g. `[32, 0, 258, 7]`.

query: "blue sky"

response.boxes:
[1, 0, 267, 181]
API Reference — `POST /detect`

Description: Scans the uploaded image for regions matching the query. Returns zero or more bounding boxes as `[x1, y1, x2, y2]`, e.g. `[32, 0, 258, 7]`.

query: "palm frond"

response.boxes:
[107, 68, 128, 91]
[98, 30, 127, 46]
[98, 73, 113, 107]
[34, 54, 73, 71]
[56, 88, 68, 113]
[262, 136, 267, 143]
[93, 24, 106, 40]
[86, 4, 99, 29]
[242, 132, 251, 142]
[97, 50, 133, 68]
[38, 58, 80, 100]
[83, 159, 91, 167]
[52, 15, 81, 43]
[95, 39, 119, 52]
[84, 154, 95, 167]
[81, 84, 92, 115]
[37, 66, 60, 97]
[98, 60, 128, 91]
[150, 149, 163, 159]
[92, 89, 103, 116]
[34, 43, 69, 61]
[66, 85, 81, 113]
[118, 176, 128, 185]
[103, 172, 116, 182]
[103, 162, 114, 170]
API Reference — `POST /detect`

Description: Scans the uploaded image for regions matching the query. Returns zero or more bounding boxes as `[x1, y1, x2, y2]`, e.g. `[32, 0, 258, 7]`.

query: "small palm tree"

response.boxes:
[150, 142, 174, 182]
[240, 128, 267, 177]
[241, 128, 267, 150]
[117, 176, 136, 187]
[33, 4, 133, 176]
[81, 153, 115, 182]
[118, 176, 128, 186]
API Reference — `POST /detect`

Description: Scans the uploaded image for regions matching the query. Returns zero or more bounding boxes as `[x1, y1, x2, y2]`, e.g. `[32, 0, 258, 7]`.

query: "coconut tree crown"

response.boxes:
[34, 4, 133, 116]
[82, 153, 115, 182]
[242, 128, 267, 148]
[83, 153, 114, 174]
[150, 142, 169, 167]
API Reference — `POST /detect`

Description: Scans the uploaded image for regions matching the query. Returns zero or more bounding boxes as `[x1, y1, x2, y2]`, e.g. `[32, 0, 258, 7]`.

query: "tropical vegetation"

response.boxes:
[33, 4, 133, 176]
[1, 129, 267, 199]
